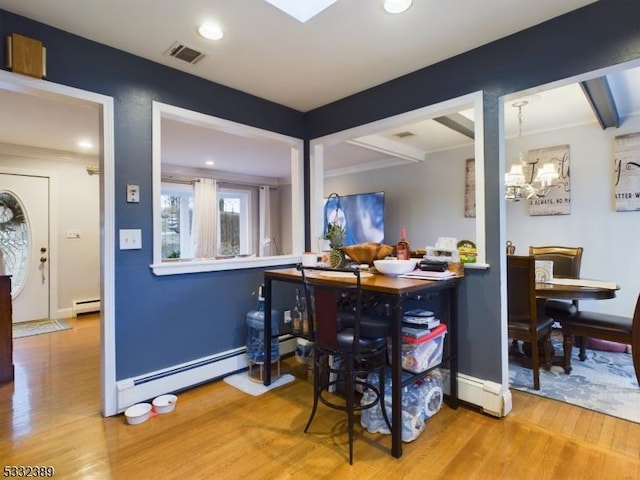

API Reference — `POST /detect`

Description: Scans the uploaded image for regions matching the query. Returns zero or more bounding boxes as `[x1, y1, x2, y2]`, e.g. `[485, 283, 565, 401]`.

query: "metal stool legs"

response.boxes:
[304, 347, 391, 465]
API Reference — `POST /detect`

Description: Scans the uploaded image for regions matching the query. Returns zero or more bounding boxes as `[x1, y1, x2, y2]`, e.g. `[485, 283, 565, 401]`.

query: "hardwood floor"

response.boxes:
[1, 314, 639, 479]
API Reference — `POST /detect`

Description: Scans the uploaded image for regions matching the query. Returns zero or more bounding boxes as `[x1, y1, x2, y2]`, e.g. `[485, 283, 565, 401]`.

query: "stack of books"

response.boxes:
[402, 309, 440, 338]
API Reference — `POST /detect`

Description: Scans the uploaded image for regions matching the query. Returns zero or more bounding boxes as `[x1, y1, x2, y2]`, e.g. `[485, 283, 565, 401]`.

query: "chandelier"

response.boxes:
[505, 100, 559, 201]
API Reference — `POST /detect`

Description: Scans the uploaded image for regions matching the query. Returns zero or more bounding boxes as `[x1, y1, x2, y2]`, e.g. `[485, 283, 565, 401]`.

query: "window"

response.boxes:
[152, 101, 304, 275]
[160, 183, 193, 259]
[217, 187, 253, 256]
[160, 182, 256, 259]
[0, 191, 29, 293]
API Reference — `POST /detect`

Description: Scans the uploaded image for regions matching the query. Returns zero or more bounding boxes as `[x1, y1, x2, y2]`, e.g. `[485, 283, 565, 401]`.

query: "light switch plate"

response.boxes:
[119, 229, 142, 250]
[126, 184, 140, 203]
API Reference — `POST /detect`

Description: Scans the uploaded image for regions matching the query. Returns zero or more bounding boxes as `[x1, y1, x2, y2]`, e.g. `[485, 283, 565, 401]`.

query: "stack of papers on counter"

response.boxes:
[400, 270, 457, 281]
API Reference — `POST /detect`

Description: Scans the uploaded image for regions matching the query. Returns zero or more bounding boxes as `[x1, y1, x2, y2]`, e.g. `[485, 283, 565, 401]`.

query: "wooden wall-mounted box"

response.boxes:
[5, 33, 46, 79]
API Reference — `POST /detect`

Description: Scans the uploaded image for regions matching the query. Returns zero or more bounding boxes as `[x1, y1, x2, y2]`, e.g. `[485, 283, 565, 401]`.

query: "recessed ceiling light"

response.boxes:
[383, 0, 412, 14]
[78, 140, 93, 149]
[198, 22, 224, 41]
[205, 160, 215, 166]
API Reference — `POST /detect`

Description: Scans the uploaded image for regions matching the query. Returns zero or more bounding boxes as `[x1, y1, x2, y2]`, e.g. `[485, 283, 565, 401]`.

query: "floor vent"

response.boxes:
[164, 42, 205, 65]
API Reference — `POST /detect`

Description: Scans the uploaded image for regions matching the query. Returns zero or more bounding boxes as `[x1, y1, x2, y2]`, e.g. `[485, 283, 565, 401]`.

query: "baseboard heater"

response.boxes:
[72, 298, 101, 316]
[115, 336, 295, 413]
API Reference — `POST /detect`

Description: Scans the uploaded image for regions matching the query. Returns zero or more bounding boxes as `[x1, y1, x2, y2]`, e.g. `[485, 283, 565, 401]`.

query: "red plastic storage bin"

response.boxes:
[389, 323, 447, 373]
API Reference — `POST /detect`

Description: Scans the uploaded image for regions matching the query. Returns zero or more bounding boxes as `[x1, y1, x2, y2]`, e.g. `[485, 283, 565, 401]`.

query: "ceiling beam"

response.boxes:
[347, 134, 426, 163]
[433, 113, 475, 139]
[580, 77, 620, 129]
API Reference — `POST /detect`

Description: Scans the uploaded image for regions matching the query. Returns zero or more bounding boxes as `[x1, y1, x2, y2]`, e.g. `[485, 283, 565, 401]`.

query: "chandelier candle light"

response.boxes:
[505, 100, 559, 201]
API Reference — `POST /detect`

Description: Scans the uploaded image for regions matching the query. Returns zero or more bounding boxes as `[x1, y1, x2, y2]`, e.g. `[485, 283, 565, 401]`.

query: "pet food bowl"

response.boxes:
[152, 394, 178, 414]
[124, 402, 152, 425]
[373, 259, 418, 276]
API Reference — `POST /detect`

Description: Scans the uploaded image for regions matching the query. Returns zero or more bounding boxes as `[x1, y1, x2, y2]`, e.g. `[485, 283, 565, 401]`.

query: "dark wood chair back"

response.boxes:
[507, 255, 553, 390]
[507, 255, 538, 324]
[529, 245, 584, 314]
[634, 295, 640, 339]
[633, 295, 640, 383]
[529, 245, 583, 279]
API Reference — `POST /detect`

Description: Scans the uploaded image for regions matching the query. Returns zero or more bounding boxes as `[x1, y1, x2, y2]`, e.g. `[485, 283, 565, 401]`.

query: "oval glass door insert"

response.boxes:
[0, 191, 30, 294]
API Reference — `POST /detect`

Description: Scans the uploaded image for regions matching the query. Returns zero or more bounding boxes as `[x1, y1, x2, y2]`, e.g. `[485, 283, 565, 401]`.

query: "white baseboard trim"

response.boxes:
[57, 307, 73, 319]
[457, 372, 512, 417]
[114, 336, 295, 413]
[112, 337, 511, 418]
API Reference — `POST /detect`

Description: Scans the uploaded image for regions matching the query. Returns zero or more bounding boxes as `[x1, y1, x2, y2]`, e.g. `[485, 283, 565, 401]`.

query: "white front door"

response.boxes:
[0, 173, 50, 323]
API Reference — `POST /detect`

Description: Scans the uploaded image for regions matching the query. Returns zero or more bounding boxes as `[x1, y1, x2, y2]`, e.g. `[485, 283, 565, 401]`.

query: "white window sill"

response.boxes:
[462, 262, 490, 270]
[151, 255, 300, 276]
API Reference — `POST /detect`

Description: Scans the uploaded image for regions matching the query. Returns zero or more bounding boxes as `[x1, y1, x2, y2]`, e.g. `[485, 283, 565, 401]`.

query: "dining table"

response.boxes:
[535, 277, 619, 372]
[262, 266, 462, 459]
[535, 278, 618, 301]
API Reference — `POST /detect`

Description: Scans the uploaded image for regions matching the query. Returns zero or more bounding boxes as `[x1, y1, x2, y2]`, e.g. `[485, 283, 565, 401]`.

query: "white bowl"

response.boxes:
[124, 402, 152, 425]
[373, 259, 418, 276]
[152, 394, 178, 414]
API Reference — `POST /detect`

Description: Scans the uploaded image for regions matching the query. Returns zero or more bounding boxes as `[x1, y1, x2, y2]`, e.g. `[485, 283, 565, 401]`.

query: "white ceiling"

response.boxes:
[1, 0, 639, 179]
[0, 0, 597, 112]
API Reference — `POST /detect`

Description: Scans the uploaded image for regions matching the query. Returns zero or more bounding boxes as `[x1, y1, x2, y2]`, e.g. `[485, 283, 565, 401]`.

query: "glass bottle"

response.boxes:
[292, 288, 306, 336]
[396, 228, 411, 260]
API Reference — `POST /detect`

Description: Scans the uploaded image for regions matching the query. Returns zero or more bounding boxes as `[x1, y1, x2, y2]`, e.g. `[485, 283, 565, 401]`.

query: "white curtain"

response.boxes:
[259, 185, 273, 256]
[192, 178, 218, 258]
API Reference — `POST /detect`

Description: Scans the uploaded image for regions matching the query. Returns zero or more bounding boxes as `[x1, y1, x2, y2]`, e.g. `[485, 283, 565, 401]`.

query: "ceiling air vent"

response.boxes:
[394, 131, 415, 138]
[165, 42, 205, 65]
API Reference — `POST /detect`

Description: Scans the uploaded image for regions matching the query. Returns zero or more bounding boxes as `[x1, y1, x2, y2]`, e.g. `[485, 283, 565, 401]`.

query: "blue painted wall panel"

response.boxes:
[114, 266, 296, 376]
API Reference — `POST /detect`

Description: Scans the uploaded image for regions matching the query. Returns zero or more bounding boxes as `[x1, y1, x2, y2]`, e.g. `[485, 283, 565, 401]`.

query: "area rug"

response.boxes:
[509, 337, 640, 423]
[223, 372, 296, 396]
[12, 318, 71, 339]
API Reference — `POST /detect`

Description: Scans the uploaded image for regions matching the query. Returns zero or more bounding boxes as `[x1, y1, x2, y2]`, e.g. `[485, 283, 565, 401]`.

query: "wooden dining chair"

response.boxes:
[507, 255, 554, 390]
[529, 245, 583, 318]
[560, 293, 640, 386]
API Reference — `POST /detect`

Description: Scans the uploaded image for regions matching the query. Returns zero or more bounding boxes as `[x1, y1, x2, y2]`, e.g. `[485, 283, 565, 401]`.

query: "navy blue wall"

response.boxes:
[2, 1, 640, 384]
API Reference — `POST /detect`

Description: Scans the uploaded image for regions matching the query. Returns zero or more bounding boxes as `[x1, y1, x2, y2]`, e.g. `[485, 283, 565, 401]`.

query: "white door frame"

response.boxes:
[0, 70, 116, 416]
